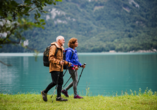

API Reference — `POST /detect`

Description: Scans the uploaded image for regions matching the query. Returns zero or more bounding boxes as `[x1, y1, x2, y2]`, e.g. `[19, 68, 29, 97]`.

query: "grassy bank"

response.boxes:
[0, 91, 157, 110]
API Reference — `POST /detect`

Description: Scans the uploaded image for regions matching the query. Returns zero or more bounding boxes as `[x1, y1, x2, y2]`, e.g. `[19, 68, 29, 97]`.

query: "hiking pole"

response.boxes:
[51, 65, 62, 102]
[77, 63, 86, 86]
[63, 76, 72, 88]
[63, 69, 67, 76]
[63, 62, 71, 76]
[62, 67, 78, 88]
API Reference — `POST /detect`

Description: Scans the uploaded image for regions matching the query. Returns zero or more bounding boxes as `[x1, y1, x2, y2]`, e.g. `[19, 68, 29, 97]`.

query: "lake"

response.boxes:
[0, 53, 157, 96]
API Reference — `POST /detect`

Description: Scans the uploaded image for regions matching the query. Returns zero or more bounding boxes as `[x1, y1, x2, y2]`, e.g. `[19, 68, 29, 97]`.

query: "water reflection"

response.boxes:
[23, 57, 28, 74]
[0, 57, 20, 94]
[0, 53, 157, 95]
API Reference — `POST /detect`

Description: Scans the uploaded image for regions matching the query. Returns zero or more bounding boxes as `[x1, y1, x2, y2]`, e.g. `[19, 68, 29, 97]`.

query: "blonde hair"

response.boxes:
[68, 38, 77, 48]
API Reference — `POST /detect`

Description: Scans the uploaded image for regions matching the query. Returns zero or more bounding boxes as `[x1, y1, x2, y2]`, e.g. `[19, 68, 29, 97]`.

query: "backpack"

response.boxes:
[63, 49, 74, 69]
[43, 46, 73, 69]
[43, 45, 59, 67]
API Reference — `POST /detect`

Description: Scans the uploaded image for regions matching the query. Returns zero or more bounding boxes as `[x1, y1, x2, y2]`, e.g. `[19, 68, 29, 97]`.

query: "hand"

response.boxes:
[74, 66, 78, 70]
[64, 61, 72, 67]
[59, 60, 64, 65]
[68, 62, 72, 67]
[81, 64, 85, 68]
[64, 61, 69, 65]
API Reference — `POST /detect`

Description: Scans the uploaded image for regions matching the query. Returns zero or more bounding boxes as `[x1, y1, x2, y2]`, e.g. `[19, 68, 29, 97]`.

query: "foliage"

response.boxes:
[0, 0, 62, 49]
[0, 0, 157, 52]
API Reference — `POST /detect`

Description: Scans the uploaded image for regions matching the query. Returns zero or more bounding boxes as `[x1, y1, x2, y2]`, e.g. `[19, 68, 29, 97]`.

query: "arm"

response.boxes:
[49, 45, 61, 65]
[66, 50, 74, 67]
[76, 52, 82, 66]
[78, 62, 82, 67]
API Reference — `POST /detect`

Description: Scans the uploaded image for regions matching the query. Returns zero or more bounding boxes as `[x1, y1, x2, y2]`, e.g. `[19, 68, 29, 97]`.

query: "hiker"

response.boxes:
[62, 38, 86, 99]
[41, 36, 71, 102]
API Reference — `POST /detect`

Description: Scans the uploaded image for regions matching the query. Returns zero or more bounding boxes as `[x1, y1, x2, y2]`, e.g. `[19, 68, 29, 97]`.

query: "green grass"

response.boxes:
[0, 90, 157, 110]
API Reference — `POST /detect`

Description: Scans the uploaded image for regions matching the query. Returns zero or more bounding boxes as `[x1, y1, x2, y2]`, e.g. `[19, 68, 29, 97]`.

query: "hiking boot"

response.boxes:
[61, 90, 69, 97]
[74, 95, 83, 99]
[41, 91, 47, 102]
[56, 97, 68, 101]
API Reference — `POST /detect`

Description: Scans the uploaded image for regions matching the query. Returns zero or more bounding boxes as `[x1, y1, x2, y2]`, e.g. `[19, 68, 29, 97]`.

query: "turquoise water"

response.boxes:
[0, 53, 157, 96]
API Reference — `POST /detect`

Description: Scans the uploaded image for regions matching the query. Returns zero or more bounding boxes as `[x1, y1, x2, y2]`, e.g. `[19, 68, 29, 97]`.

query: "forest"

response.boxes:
[0, 0, 157, 52]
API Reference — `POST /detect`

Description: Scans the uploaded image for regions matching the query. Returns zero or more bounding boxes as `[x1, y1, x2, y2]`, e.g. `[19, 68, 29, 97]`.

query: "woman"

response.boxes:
[62, 38, 85, 99]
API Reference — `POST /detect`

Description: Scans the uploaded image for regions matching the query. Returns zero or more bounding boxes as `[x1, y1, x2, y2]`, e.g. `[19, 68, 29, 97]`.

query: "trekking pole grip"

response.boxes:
[81, 63, 86, 68]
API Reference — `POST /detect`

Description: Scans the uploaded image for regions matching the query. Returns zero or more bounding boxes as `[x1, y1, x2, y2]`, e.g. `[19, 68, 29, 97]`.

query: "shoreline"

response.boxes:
[0, 51, 157, 56]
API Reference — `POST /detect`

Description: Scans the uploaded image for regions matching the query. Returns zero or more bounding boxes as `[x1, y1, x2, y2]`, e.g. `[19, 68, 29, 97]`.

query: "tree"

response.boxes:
[0, 0, 62, 66]
[0, 0, 62, 48]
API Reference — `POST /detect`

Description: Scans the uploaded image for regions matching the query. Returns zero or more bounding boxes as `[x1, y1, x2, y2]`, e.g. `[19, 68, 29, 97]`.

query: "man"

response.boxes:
[41, 36, 71, 102]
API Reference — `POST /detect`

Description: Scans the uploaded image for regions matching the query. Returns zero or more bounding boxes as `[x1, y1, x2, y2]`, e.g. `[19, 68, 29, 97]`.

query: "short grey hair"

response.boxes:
[56, 35, 64, 42]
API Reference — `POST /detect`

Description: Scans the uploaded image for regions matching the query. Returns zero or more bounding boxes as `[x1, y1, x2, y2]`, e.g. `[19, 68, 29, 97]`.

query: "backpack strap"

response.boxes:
[50, 44, 59, 58]
[70, 50, 74, 60]
[55, 47, 59, 57]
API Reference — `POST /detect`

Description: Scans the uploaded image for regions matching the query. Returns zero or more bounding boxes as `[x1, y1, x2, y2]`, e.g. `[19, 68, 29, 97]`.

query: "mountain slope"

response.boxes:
[1, 0, 157, 52]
